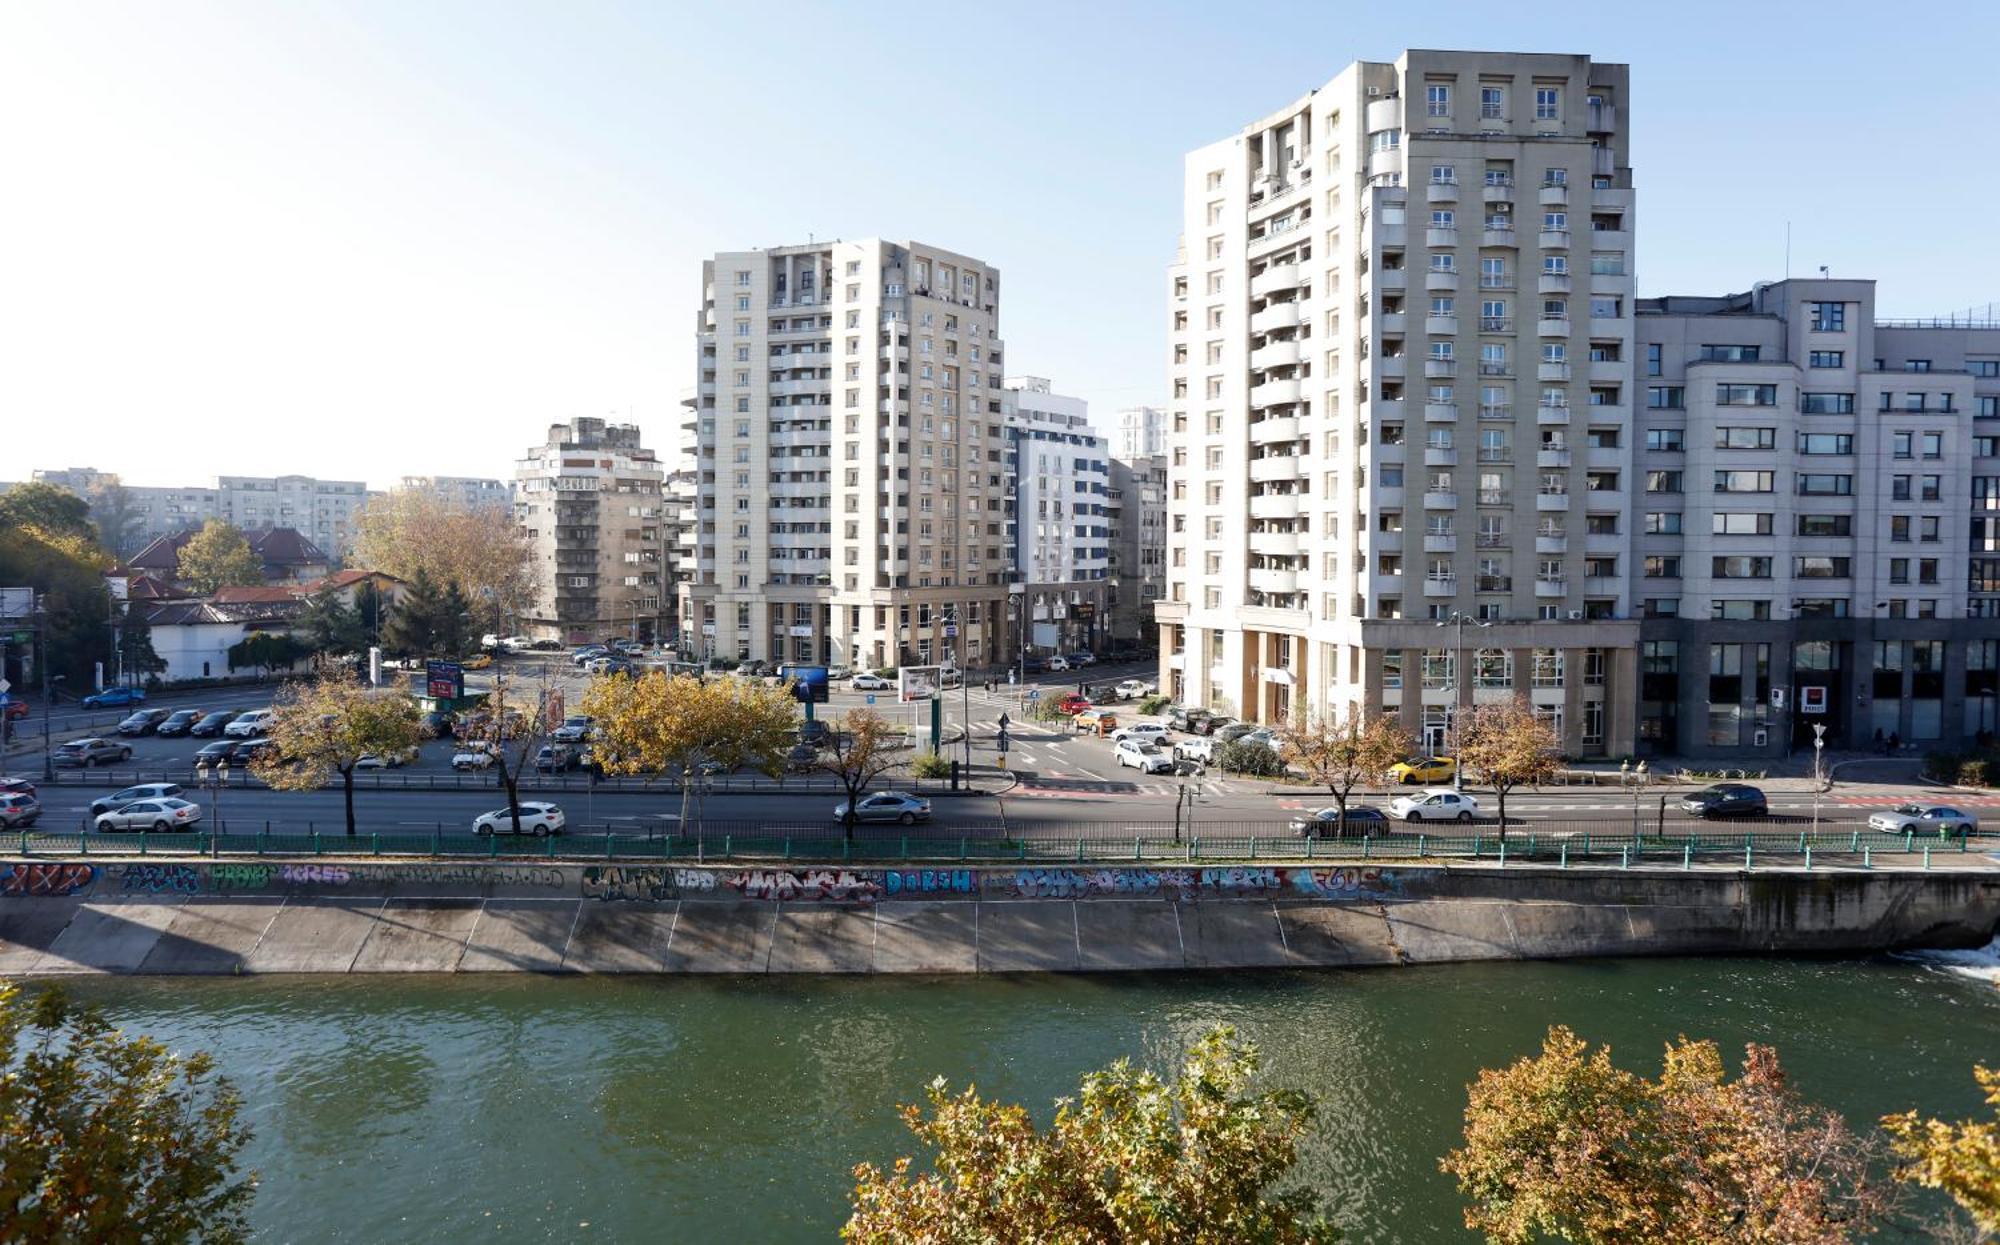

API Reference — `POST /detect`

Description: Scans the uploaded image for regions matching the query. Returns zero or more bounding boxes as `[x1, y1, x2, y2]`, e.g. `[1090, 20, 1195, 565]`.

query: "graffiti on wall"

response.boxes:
[724, 869, 883, 902]
[882, 869, 975, 897]
[582, 867, 678, 902]
[0, 863, 98, 897]
[115, 864, 202, 894]
[1009, 868, 1195, 899]
[1287, 867, 1399, 900]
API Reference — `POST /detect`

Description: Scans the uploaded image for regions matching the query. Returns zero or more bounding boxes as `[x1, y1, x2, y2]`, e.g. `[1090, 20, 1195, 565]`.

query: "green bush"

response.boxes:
[872, 667, 897, 680]
[1922, 751, 1960, 782]
[1216, 740, 1286, 777]
[1958, 758, 1993, 787]
[1138, 694, 1172, 716]
[1028, 698, 1070, 723]
[910, 751, 951, 779]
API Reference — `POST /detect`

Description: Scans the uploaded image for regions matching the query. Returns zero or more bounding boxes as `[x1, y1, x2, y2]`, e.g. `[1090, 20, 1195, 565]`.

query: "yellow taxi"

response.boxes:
[462, 654, 494, 670]
[1389, 755, 1456, 785]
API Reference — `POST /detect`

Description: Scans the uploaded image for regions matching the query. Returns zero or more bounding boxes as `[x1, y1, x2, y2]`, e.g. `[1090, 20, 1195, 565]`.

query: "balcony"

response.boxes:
[1378, 355, 1407, 380]
[1377, 267, 1408, 291]
[1248, 492, 1301, 520]
[1249, 530, 1299, 557]
[1248, 455, 1302, 482]
[1587, 359, 1626, 385]
[1540, 184, 1569, 207]
[1249, 415, 1299, 444]
[1423, 576, 1458, 597]
[1536, 535, 1568, 555]
[1482, 181, 1515, 202]
[1593, 148, 1616, 176]
[1536, 492, 1571, 511]
[1424, 446, 1458, 466]
[1250, 301, 1301, 334]
[1539, 229, 1571, 249]
[1534, 577, 1568, 598]
[1423, 490, 1458, 509]
[1250, 338, 1300, 370]
[1538, 361, 1572, 382]
[1425, 270, 1459, 292]
[1478, 362, 1512, 378]
[1477, 447, 1511, 464]
[1537, 448, 1573, 468]
[1424, 532, 1458, 553]
[1479, 317, 1513, 334]
[1588, 315, 1625, 338]
[1427, 226, 1459, 248]
[1478, 403, 1512, 420]
[1248, 566, 1298, 594]
[1375, 219, 1407, 247]
[1426, 181, 1459, 203]
[1538, 317, 1570, 338]
[1379, 311, 1408, 335]
[1424, 401, 1458, 422]
[1537, 404, 1571, 425]
[1482, 227, 1518, 248]
[1475, 576, 1513, 593]
[1478, 276, 1515, 291]
[1476, 490, 1511, 506]
[1373, 529, 1404, 553]
[1250, 263, 1300, 298]
[1475, 532, 1509, 549]
[1248, 377, 1301, 408]
[1538, 273, 1572, 295]
[1424, 358, 1456, 378]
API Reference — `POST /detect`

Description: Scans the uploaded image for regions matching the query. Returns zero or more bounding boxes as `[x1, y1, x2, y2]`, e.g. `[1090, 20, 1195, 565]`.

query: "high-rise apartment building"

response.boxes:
[1005, 377, 1110, 654]
[679, 241, 1017, 671]
[1633, 279, 2000, 756]
[1115, 405, 1169, 459]
[1107, 452, 1169, 644]
[514, 418, 664, 642]
[215, 475, 369, 559]
[1159, 50, 1638, 756]
[401, 475, 512, 512]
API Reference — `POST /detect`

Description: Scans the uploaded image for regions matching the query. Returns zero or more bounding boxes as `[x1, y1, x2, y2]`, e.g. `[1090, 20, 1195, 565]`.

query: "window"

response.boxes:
[1982, 396, 2000, 419]
[1643, 555, 1681, 578]
[1480, 85, 1504, 118]
[1699, 344, 1760, 363]
[1644, 512, 1683, 534]
[1892, 475, 1912, 500]
[1800, 392, 1854, 414]
[1809, 302, 1847, 332]
[1808, 351, 1844, 369]
[1921, 516, 1941, 542]
[1711, 600, 1771, 621]
[1713, 512, 1773, 535]
[1922, 432, 1944, 459]
[1971, 360, 2000, 378]
[1797, 433, 1853, 455]
[1794, 556, 1851, 579]
[1645, 470, 1683, 493]
[1645, 428, 1684, 451]
[1426, 83, 1451, 116]
[1891, 515, 1911, 542]
[1716, 383, 1777, 406]
[1796, 474, 1853, 496]
[1889, 558, 1910, 585]
[1713, 556, 1773, 579]
[1534, 86, 1559, 119]
[1645, 342, 1662, 376]
[1905, 359, 1932, 373]
[1714, 470, 1774, 493]
[1922, 475, 1942, 501]
[1646, 386, 1686, 409]
[1716, 427, 1776, 450]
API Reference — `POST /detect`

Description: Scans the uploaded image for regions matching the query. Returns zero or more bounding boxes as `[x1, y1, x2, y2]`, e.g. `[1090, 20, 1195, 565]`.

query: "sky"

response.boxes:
[4, 0, 1997, 491]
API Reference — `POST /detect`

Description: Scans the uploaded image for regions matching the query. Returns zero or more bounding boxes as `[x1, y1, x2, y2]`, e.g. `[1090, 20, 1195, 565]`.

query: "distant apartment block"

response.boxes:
[1107, 452, 1169, 644]
[1005, 377, 1110, 654]
[400, 475, 512, 511]
[1115, 405, 1169, 459]
[514, 418, 664, 642]
[28, 468, 369, 560]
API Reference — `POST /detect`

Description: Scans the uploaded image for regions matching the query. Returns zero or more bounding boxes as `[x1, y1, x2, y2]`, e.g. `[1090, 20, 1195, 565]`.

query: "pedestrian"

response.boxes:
[1872, 727, 1885, 754]
[1888, 730, 1901, 753]
[1619, 758, 1630, 786]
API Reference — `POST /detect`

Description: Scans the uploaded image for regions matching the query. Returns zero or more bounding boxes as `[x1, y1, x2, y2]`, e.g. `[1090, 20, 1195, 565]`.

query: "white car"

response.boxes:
[851, 674, 892, 690]
[499, 635, 533, 653]
[552, 715, 595, 742]
[1867, 804, 1979, 835]
[1110, 722, 1170, 744]
[1045, 656, 1070, 672]
[224, 709, 274, 738]
[1388, 788, 1481, 823]
[1173, 738, 1216, 764]
[1114, 739, 1175, 774]
[95, 797, 204, 833]
[473, 802, 565, 836]
[480, 633, 502, 650]
[90, 782, 186, 816]
[1114, 679, 1152, 699]
[451, 742, 500, 770]
[354, 746, 419, 769]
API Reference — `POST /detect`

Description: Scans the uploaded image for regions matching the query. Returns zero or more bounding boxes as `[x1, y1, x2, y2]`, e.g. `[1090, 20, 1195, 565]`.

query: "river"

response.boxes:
[45, 947, 2000, 1242]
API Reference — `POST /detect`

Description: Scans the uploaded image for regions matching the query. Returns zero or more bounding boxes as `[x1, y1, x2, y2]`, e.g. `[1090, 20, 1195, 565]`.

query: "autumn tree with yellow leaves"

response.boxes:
[1274, 708, 1413, 828]
[347, 488, 533, 634]
[1885, 1064, 2000, 1239]
[582, 670, 798, 829]
[815, 710, 908, 840]
[1453, 698, 1563, 835]
[251, 677, 425, 835]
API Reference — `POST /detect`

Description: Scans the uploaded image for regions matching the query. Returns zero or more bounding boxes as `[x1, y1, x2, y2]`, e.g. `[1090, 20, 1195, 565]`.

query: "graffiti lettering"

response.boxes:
[279, 864, 351, 886]
[582, 866, 677, 902]
[1287, 867, 1398, 899]
[883, 868, 975, 896]
[672, 869, 715, 893]
[0, 863, 97, 897]
[724, 869, 882, 903]
[117, 864, 201, 895]
[1008, 868, 1196, 899]
[1198, 867, 1283, 894]
[210, 864, 274, 891]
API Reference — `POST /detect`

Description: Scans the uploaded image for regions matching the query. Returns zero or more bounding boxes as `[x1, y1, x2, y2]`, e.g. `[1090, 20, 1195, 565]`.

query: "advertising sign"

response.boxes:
[426, 659, 465, 701]
[0, 587, 33, 620]
[898, 664, 941, 703]
[780, 664, 829, 704]
[1800, 685, 1828, 715]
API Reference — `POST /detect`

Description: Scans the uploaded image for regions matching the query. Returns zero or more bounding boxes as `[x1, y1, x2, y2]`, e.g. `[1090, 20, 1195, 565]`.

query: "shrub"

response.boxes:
[1028, 697, 1070, 723]
[910, 751, 951, 779]
[1957, 755, 2000, 788]
[1139, 694, 1172, 716]
[872, 667, 897, 680]
[1217, 739, 1287, 777]
[1923, 751, 1962, 783]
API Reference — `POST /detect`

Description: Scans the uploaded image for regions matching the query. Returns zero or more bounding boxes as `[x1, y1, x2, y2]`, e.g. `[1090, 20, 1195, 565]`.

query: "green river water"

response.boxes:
[46, 951, 2000, 1242]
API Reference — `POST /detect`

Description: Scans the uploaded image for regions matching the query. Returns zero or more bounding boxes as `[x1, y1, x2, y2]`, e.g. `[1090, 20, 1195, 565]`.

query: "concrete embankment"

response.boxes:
[1, 858, 1996, 975]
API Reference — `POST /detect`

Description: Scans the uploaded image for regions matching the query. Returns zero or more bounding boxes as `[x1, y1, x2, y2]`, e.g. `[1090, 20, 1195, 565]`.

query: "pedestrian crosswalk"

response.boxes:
[1008, 773, 1237, 800]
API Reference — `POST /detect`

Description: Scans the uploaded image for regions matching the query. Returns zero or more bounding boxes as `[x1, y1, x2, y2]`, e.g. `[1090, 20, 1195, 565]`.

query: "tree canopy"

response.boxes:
[347, 488, 531, 633]
[1275, 709, 1412, 820]
[1884, 1064, 2000, 1237]
[176, 520, 263, 594]
[583, 670, 798, 827]
[0, 498, 115, 686]
[294, 586, 368, 657]
[0, 481, 96, 544]
[252, 678, 424, 834]
[1454, 699, 1563, 833]
[816, 709, 906, 839]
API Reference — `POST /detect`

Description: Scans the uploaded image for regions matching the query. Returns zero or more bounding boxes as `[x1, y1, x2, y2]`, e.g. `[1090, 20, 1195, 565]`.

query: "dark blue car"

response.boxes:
[82, 686, 146, 709]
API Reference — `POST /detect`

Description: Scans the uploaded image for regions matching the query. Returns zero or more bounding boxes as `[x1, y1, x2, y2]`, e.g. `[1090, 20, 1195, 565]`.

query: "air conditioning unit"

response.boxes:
[1567, 609, 1584, 620]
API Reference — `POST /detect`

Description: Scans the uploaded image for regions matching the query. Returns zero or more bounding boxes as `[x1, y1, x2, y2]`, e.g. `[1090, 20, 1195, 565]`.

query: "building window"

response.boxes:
[1645, 342, 1661, 377]
[1534, 86, 1559, 119]
[1795, 474, 1853, 496]
[1808, 350, 1844, 369]
[1713, 470, 1774, 493]
[1716, 383, 1777, 406]
[1480, 86, 1504, 118]
[1646, 386, 1685, 410]
[1426, 83, 1451, 116]
[1800, 392, 1854, 414]
[1808, 302, 1847, 332]
[1716, 427, 1776, 450]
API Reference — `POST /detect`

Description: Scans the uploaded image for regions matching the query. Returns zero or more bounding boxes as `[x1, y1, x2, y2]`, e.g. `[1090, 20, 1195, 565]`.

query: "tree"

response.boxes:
[0, 480, 97, 544]
[1276, 708, 1414, 828]
[815, 710, 906, 839]
[294, 586, 367, 658]
[844, 1025, 1340, 1243]
[226, 631, 307, 679]
[438, 580, 473, 658]
[251, 677, 424, 835]
[116, 604, 168, 684]
[177, 520, 263, 595]
[87, 482, 148, 559]
[0, 517, 114, 687]
[380, 568, 445, 657]
[0, 981, 256, 1241]
[348, 489, 533, 634]
[1884, 1065, 2000, 1237]
[1442, 1025, 1890, 1245]
[1454, 698, 1562, 835]
[452, 666, 557, 836]
[583, 671, 797, 831]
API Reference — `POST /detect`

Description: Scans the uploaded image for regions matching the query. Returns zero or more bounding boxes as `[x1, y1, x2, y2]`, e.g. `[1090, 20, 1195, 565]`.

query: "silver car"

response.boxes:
[90, 783, 185, 816]
[833, 791, 932, 825]
[1866, 804, 1979, 835]
[95, 797, 203, 833]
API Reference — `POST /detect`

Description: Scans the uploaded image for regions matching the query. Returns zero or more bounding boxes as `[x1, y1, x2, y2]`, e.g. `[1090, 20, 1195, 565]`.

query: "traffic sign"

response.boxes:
[943, 624, 958, 638]
[865, 694, 877, 706]
[1026, 689, 1040, 700]
[0, 679, 10, 695]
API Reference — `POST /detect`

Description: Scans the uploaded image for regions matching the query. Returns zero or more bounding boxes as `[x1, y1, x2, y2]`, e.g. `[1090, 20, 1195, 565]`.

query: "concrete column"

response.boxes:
[1561, 647, 1584, 755]
[1608, 645, 1637, 756]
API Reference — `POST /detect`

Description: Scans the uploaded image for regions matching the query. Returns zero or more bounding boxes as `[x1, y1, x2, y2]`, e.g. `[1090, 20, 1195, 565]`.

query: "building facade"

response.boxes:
[678, 240, 1019, 672]
[1159, 49, 1638, 755]
[1115, 405, 1169, 459]
[400, 475, 512, 511]
[1004, 377, 1110, 654]
[1107, 453, 1168, 645]
[214, 475, 369, 560]
[1634, 279, 2000, 757]
[514, 418, 665, 643]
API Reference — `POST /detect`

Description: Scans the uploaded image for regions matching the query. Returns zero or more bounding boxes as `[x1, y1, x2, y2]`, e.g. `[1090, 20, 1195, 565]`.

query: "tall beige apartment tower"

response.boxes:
[1158, 50, 1639, 756]
[515, 418, 665, 643]
[679, 241, 1018, 671]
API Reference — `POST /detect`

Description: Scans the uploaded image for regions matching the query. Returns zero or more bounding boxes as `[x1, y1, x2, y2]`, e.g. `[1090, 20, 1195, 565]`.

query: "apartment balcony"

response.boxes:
[1478, 403, 1512, 420]
[1248, 492, 1301, 520]
[1538, 317, 1570, 338]
[1426, 226, 1459, 248]
[1424, 446, 1458, 467]
[1587, 360, 1626, 385]
[1477, 447, 1511, 464]
[1482, 181, 1515, 203]
[1537, 404, 1571, 425]
[1539, 229, 1571, 250]
[1250, 301, 1301, 334]
[1251, 338, 1300, 370]
[1538, 362, 1572, 382]
[1536, 535, 1568, 555]
[1476, 490, 1511, 506]
[1424, 532, 1458, 553]
[1378, 354, 1407, 380]
[1378, 311, 1408, 335]
[1478, 362, 1512, 378]
[1475, 533, 1509, 549]
[1540, 184, 1569, 207]
[1248, 455, 1302, 483]
[1375, 220, 1407, 247]
[1422, 575, 1458, 597]
[1373, 530, 1404, 554]
[1534, 577, 1568, 598]
[1373, 395, 1406, 420]
[1537, 448, 1573, 468]
[1592, 185, 1633, 210]
[1591, 228, 1632, 253]
[1535, 492, 1571, 511]
[1482, 227, 1518, 248]
[767, 378, 826, 398]
[1425, 401, 1458, 422]
[1423, 490, 1458, 509]
[1590, 269, 1630, 293]
[1538, 273, 1572, 295]
[1424, 358, 1456, 378]
[1479, 317, 1513, 334]
[1249, 415, 1299, 444]
[1593, 148, 1616, 177]
[1248, 566, 1298, 594]
[1426, 314, 1457, 335]
[1377, 267, 1408, 291]
[1425, 271, 1459, 292]
[1589, 316, 1626, 338]
[1475, 576, 1513, 593]
[1426, 181, 1459, 203]
[1249, 377, 1302, 409]
[1250, 263, 1300, 298]
[1249, 530, 1300, 557]
[1478, 276, 1515, 291]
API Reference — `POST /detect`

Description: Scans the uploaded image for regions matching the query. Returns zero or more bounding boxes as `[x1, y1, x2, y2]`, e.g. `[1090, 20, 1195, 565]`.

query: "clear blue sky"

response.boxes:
[4, 0, 1996, 489]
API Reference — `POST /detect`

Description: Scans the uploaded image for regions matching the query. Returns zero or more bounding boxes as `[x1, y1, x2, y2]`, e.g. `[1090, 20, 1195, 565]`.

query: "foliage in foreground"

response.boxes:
[0, 983, 256, 1242]
[844, 1025, 1340, 1243]
[1884, 1064, 2000, 1236]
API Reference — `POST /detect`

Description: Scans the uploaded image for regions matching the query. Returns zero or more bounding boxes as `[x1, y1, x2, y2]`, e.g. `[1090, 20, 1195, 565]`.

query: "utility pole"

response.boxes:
[1434, 610, 1489, 792]
[39, 598, 56, 782]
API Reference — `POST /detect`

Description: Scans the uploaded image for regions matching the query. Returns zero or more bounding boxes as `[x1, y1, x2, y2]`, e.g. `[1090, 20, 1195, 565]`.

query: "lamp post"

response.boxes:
[1811, 723, 1827, 832]
[1008, 584, 1027, 712]
[1433, 610, 1490, 792]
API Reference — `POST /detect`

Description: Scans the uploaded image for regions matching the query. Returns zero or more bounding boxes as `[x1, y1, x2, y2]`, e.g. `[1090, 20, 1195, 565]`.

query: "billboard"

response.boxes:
[780, 664, 829, 704]
[425, 659, 465, 700]
[898, 664, 942, 703]
[0, 587, 33, 620]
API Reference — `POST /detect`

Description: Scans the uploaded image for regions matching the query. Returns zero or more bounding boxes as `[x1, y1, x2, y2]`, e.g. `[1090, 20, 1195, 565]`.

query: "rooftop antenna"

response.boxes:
[1818, 265, 1830, 279]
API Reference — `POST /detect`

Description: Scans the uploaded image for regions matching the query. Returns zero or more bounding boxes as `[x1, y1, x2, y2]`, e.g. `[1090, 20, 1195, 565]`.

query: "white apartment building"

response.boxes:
[1634, 279, 2000, 757]
[401, 475, 512, 512]
[1005, 377, 1110, 653]
[514, 418, 665, 642]
[1115, 405, 1168, 459]
[1159, 50, 1638, 755]
[678, 240, 1018, 672]
[215, 475, 369, 559]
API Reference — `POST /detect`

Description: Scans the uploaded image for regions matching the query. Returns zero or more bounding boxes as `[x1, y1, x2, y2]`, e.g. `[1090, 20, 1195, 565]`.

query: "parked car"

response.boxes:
[95, 797, 203, 833]
[1173, 738, 1216, 764]
[1290, 805, 1389, 838]
[462, 653, 493, 670]
[117, 708, 172, 736]
[586, 656, 633, 676]
[534, 744, 585, 773]
[54, 738, 133, 768]
[1680, 784, 1768, 820]
[798, 719, 831, 746]
[1045, 656, 1071, 672]
[834, 791, 932, 825]
[0, 792, 40, 829]
[90, 783, 186, 816]
[231, 739, 277, 768]
[1055, 693, 1093, 716]
[1022, 656, 1049, 674]
[421, 711, 455, 739]
[1215, 723, 1257, 744]
[1114, 679, 1152, 700]
[571, 645, 608, 666]
[481, 633, 503, 650]
[0, 777, 37, 797]
[192, 740, 241, 771]
[1072, 709, 1118, 736]
[552, 715, 595, 742]
[1390, 756, 1457, 786]
[1190, 714, 1234, 737]
[1388, 789, 1481, 823]
[81, 686, 146, 709]
[224, 710, 274, 738]
[739, 660, 770, 677]
[0, 698, 28, 722]
[530, 638, 562, 651]
[499, 636, 533, 652]
[354, 746, 419, 769]
[826, 666, 852, 680]
[1113, 740, 1175, 773]
[154, 709, 205, 737]
[1239, 728, 1277, 749]
[1066, 652, 1097, 667]
[452, 742, 501, 770]
[1110, 722, 1170, 745]
[188, 710, 239, 737]
[851, 674, 892, 691]
[1867, 804, 1978, 835]
[472, 802, 566, 836]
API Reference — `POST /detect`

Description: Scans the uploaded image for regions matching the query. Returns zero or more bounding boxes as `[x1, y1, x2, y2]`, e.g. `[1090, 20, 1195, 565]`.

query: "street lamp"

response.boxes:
[1811, 723, 1827, 832]
[40, 674, 65, 782]
[1433, 610, 1491, 792]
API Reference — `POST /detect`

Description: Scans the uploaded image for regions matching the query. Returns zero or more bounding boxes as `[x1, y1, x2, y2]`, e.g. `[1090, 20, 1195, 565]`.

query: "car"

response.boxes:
[586, 656, 634, 676]
[1239, 728, 1277, 749]
[81, 686, 146, 709]
[481, 633, 502, 650]
[834, 791, 932, 825]
[534, 744, 584, 773]
[224, 710, 274, 738]
[826, 666, 852, 680]
[421, 711, 455, 739]
[1114, 679, 1152, 700]
[462, 653, 493, 670]
[1679, 784, 1768, 820]
[1055, 693, 1093, 716]
[1173, 738, 1216, 764]
[154, 709, 205, 737]
[0, 777, 37, 798]
[610, 638, 644, 654]
[117, 708, 172, 736]
[1045, 656, 1071, 672]
[1388, 789, 1481, 823]
[192, 740, 241, 770]
[571, 645, 609, 666]
[1111, 722, 1171, 744]
[189, 710, 239, 737]
[1867, 804, 1978, 835]
[694, 758, 734, 777]
[1066, 652, 1097, 667]
[1215, 722, 1257, 744]
[1290, 805, 1389, 838]
[89, 783, 186, 817]
[1190, 714, 1234, 737]
[784, 743, 821, 773]
[0, 793, 40, 829]
[938, 667, 964, 689]
[1072, 709, 1118, 736]
[851, 674, 892, 691]
[0, 698, 28, 722]
[231, 739, 277, 767]
[1390, 756, 1458, 786]
[1114, 739, 1175, 773]
[354, 746, 419, 769]
[94, 797, 203, 833]
[552, 715, 595, 742]
[530, 638, 562, 651]
[499, 636, 533, 652]
[472, 802, 566, 836]
[53, 738, 133, 768]
[452, 742, 501, 770]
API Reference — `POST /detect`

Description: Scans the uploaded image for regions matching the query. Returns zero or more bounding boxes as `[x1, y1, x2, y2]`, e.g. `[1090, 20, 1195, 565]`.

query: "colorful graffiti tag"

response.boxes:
[1287, 867, 1399, 899]
[882, 869, 976, 897]
[581, 867, 678, 902]
[115, 864, 202, 894]
[0, 863, 98, 897]
[723, 869, 883, 902]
